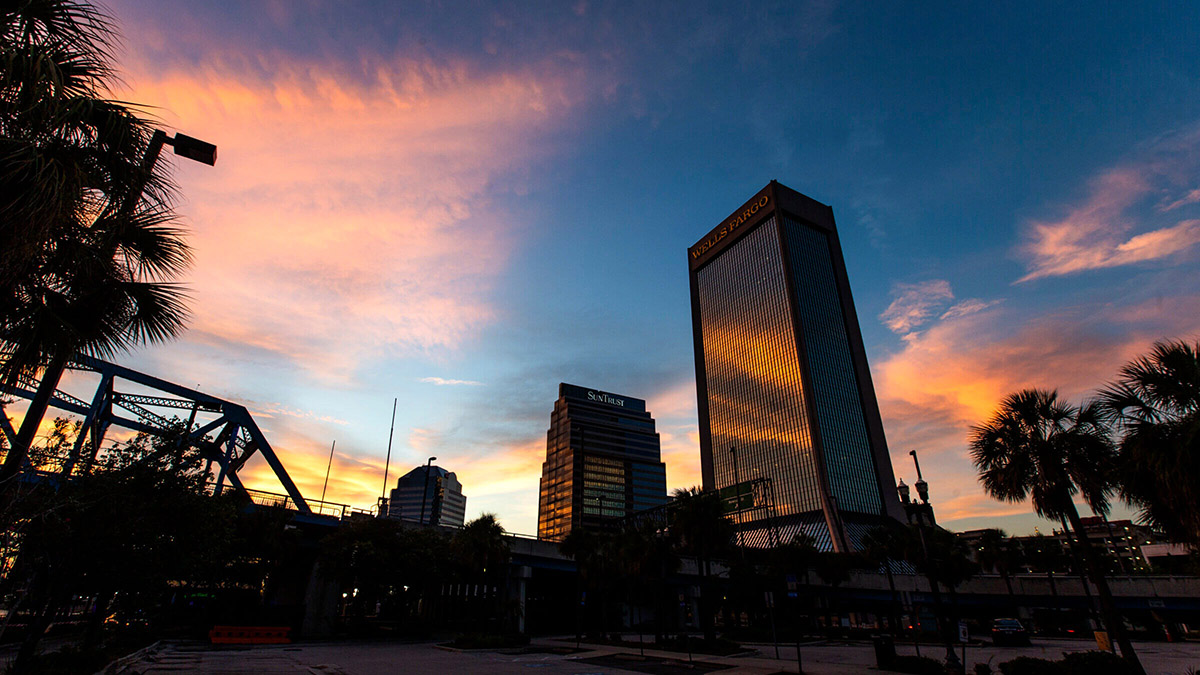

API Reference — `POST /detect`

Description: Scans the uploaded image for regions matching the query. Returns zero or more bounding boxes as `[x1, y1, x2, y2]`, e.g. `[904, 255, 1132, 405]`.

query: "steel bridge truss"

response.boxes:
[0, 355, 312, 515]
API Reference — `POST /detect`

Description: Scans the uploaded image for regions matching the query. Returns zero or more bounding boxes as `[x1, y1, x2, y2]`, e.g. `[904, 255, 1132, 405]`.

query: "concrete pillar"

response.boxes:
[508, 565, 532, 633]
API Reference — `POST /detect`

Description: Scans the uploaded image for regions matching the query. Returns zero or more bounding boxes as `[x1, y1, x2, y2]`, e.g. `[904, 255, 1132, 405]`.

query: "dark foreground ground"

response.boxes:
[96, 635, 1200, 674]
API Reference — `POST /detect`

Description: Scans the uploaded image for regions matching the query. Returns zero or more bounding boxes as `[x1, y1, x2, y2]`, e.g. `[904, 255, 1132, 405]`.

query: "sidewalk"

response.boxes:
[105, 634, 1200, 674]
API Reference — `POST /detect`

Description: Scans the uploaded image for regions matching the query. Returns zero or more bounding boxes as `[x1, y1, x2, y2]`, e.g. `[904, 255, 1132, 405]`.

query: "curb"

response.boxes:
[96, 639, 162, 675]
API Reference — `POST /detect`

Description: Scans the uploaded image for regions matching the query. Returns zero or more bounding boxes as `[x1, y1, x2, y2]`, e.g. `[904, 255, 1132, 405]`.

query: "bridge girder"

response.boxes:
[0, 354, 312, 515]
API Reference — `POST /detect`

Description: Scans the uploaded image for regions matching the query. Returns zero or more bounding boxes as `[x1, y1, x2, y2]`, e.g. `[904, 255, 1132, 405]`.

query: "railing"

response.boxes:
[202, 483, 373, 521]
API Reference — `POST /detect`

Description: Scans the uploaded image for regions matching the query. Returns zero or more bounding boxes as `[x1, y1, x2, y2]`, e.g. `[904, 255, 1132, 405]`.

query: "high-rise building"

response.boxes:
[537, 383, 668, 541]
[688, 181, 905, 551]
[388, 464, 467, 528]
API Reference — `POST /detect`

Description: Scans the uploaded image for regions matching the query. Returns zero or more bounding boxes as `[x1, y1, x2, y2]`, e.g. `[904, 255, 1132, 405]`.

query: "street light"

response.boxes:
[419, 456, 437, 525]
[730, 446, 744, 548]
[145, 130, 218, 168]
[909, 450, 929, 505]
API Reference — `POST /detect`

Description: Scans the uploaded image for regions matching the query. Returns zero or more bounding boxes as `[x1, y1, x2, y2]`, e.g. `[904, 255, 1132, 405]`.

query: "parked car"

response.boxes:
[991, 618, 1031, 646]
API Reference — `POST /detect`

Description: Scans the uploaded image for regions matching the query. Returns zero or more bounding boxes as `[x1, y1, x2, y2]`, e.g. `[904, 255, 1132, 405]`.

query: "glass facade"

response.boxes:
[537, 384, 668, 541]
[696, 217, 824, 526]
[782, 217, 882, 516]
[690, 183, 896, 551]
[388, 465, 467, 528]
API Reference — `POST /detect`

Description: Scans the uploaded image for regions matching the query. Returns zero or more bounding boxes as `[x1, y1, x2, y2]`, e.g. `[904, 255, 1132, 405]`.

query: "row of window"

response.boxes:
[696, 216, 825, 523]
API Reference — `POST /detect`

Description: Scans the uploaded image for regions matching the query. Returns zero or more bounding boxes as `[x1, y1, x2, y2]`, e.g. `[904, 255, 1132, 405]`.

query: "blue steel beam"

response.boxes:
[1, 354, 313, 515]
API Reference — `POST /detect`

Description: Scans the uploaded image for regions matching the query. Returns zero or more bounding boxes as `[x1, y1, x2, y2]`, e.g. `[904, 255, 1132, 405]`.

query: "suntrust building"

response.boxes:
[688, 181, 905, 551]
[537, 384, 668, 541]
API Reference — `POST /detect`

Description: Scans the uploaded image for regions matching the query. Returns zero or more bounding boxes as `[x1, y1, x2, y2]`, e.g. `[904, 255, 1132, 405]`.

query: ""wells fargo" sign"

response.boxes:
[689, 194, 769, 260]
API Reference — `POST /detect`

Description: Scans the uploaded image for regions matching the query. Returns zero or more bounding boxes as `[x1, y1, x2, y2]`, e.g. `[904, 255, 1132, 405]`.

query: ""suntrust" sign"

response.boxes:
[587, 390, 625, 407]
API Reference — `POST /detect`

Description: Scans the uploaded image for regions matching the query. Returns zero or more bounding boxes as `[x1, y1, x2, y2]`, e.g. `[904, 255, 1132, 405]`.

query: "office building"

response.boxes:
[688, 181, 905, 551]
[537, 383, 668, 541]
[957, 518, 1182, 575]
[388, 464, 467, 527]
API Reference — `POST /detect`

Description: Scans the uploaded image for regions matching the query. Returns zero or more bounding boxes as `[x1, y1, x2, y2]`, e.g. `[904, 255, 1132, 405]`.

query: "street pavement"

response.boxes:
[106, 636, 1200, 674]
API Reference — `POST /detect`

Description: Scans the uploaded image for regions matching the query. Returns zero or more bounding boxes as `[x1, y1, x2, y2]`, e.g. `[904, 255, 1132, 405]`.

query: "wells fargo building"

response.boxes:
[537, 384, 668, 541]
[689, 181, 905, 551]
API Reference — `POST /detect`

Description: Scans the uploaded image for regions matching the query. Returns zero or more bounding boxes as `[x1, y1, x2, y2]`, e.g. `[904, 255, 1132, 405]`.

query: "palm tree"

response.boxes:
[1, 0, 192, 484]
[559, 526, 615, 639]
[862, 522, 910, 634]
[975, 528, 1022, 599]
[453, 514, 510, 631]
[970, 389, 1144, 674]
[669, 486, 734, 642]
[1101, 339, 1200, 548]
[614, 521, 678, 645]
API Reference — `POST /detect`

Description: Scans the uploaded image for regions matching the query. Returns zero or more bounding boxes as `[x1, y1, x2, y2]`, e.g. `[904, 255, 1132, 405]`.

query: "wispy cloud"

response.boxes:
[1161, 188, 1200, 212]
[880, 280, 996, 336]
[881, 280, 953, 334]
[939, 298, 1002, 322]
[1017, 130, 1200, 282]
[419, 377, 484, 386]
[120, 49, 587, 382]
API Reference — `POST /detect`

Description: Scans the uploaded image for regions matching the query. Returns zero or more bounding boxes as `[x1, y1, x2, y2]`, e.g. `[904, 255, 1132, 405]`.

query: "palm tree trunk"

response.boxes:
[0, 352, 69, 484]
[883, 560, 900, 634]
[13, 589, 64, 674]
[1064, 504, 1145, 674]
[82, 589, 114, 651]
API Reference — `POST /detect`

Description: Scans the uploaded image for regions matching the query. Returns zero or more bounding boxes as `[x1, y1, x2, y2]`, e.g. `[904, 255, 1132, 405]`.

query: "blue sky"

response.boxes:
[54, 0, 1200, 534]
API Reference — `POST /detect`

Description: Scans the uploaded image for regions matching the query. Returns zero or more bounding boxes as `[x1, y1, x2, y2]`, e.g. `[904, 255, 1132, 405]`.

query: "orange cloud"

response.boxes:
[646, 380, 703, 490]
[238, 436, 387, 513]
[117, 51, 586, 381]
[875, 294, 1200, 524]
[1017, 137, 1200, 282]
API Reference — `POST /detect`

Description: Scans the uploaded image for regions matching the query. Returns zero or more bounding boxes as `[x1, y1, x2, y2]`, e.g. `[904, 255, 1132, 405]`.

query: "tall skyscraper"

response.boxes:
[688, 181, 905, 551]
[388, 464, 467, 528]
[537, 383, 668, 542]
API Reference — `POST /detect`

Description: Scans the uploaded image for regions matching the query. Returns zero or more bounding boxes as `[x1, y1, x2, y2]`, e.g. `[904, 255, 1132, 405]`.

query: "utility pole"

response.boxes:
[320, 440, 336, 504]
[380, 398, 397, 515]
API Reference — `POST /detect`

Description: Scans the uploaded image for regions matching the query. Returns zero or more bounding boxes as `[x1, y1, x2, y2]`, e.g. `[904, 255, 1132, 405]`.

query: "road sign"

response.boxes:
[718, 480, 757, 512]
[958, 621, 969, 643]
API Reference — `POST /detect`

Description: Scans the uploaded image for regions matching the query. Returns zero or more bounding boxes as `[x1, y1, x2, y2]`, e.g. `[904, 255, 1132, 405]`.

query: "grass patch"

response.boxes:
[445, 632, 530, 650]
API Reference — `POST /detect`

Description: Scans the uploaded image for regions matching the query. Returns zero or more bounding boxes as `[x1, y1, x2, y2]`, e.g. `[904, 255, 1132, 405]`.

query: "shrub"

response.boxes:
[998, 656, 1065, 675]
[1059, 651, 1136, 675]
[975, 664, 994, 675]
[888, 654, 948, 675]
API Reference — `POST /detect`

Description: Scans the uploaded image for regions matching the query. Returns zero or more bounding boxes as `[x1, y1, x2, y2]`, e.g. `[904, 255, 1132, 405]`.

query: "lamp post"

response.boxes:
[144, 130, 218, 168]
[419, 456, 437, 525]
[730, 446, 744, 547]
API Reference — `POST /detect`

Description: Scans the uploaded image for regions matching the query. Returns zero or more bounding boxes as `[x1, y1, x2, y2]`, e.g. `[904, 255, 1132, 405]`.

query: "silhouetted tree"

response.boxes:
[812, 550, 861, 633]
[6, 429, 232, 672]
[975, 529, 1023, 600]
[1101, 339, 1200, 548]
[319, 517, 407, 622]
[971, 389, 1143, 674]
[560, 526, 615, 638]
[862, 521, 910, 633]
[453, 513, 510, 630]
[1, 0, 193, 486]
[669, 486, 733, 642]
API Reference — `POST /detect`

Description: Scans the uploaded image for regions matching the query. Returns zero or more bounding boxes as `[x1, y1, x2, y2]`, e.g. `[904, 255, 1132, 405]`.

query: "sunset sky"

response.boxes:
[41, 1, 1200, 535]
